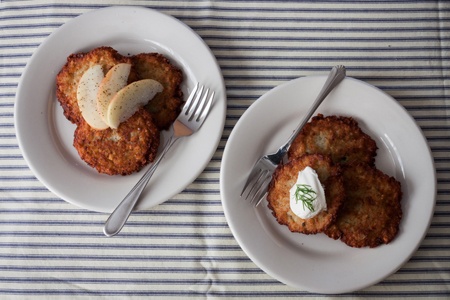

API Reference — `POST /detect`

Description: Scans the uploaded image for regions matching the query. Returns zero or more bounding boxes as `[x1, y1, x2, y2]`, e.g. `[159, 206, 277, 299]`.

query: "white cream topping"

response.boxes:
[289, 166, 327, 219]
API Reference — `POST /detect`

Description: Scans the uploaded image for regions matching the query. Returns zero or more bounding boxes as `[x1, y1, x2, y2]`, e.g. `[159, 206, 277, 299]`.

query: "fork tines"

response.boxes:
[240, 168, 272, 205]
[184, 83, 214, 123]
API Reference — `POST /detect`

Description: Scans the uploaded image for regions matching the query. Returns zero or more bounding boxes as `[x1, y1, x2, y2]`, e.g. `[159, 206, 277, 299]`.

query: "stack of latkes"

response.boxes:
[56, 47, 183, 175]
[267, 114, 402, 248]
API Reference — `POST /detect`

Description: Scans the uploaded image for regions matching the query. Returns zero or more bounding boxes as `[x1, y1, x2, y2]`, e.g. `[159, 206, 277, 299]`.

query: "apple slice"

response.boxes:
[76, 64, 109, 130]
[106, 79, 163, 129]
[97, 63, 131, 123]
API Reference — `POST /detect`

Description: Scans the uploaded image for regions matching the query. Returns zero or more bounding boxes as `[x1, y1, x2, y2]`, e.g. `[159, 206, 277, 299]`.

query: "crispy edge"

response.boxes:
[132, 53, 184, 130]
[73, 108, 160, 176]
[325, 163, 403, 248]
[288, 114, 378, 166]
[267, 154, 345, 234]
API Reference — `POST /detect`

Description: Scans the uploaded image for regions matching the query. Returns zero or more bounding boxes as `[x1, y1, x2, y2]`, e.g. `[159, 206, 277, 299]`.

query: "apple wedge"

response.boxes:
[106, 79, 163, 129]
[97, 63, 131, 123]
[76, 64, 109, 130]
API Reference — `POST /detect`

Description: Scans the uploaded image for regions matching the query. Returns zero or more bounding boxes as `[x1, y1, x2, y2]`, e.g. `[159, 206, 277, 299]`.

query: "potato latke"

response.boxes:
[73, 108, 159, 176]
[56, 46, 134, 125]
[288, 114, 378, 166]
[325, 163, 402, 248]
[267, 154, 345, 234]
[132, 53, 183, 130]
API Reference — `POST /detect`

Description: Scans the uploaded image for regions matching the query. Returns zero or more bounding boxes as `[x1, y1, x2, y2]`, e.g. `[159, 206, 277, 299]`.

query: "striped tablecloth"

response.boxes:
[1, 0, 449, 298]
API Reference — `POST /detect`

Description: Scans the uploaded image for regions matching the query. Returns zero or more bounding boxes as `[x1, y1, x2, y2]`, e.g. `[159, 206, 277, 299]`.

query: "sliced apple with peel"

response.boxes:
[106, 79, 163, 129]
[97, 63, 131, 123]
[76, 64, 109, 130]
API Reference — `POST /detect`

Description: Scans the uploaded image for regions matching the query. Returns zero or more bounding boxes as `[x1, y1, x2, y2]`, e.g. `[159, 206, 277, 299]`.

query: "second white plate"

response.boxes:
[220, 76, 436, 294]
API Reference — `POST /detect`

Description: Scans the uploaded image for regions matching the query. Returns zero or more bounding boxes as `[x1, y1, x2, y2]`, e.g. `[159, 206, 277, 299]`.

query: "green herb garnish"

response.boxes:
[294, 184, 317, 212]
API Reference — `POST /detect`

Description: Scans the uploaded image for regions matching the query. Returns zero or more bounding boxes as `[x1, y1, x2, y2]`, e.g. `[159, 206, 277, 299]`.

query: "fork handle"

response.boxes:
[282, 65, 346, 152]
[103, 135, 179, 237]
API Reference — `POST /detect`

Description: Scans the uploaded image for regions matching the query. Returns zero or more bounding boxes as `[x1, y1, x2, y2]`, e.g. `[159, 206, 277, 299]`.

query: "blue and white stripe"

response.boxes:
[1, 0, 449, 298]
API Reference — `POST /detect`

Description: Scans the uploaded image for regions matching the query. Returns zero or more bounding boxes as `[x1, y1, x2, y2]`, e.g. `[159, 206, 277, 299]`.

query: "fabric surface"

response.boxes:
[1, 0, 449, 298]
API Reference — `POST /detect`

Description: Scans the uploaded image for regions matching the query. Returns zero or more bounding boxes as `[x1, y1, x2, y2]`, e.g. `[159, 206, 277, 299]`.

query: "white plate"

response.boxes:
[220, 76, 436, 294]
[15, 6, 226, 213]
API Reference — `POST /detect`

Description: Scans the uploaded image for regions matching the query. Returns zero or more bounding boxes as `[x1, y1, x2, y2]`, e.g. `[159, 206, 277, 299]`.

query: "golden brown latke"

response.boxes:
[132, 53, 183, 130]
[56, 46, 135, 125]
[325, 163, 402, 248]
[288, 114, 378, 166]
[73, 108, 160, 176]
[267, 154, 345, 234]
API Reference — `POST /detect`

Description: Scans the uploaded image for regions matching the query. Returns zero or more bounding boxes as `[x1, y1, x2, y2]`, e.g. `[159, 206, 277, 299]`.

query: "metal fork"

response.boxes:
[104, 83, 215, 237]
[240, 65, 346, 206]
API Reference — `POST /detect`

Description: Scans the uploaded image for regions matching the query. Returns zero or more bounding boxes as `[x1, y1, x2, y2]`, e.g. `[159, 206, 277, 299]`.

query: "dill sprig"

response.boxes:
[294, 184, 317, 212]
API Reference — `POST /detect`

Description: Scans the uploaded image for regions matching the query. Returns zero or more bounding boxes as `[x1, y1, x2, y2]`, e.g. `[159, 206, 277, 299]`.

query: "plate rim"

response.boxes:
[14, 6, 226, 213]
[220, 75, 436, 293]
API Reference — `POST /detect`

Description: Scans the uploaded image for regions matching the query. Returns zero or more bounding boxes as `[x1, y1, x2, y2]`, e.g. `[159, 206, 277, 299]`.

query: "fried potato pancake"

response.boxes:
[267, 154, 345, 234]
[325, 163, 402, 248]
[132, 53, 183, 130]
[56, 46, 134, 125]
[73, 108, 160, 176]
[288, 114, 378, 166]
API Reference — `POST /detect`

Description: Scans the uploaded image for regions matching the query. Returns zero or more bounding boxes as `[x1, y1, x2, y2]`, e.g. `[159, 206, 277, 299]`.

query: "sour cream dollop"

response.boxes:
[289, 166, 327, 219]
